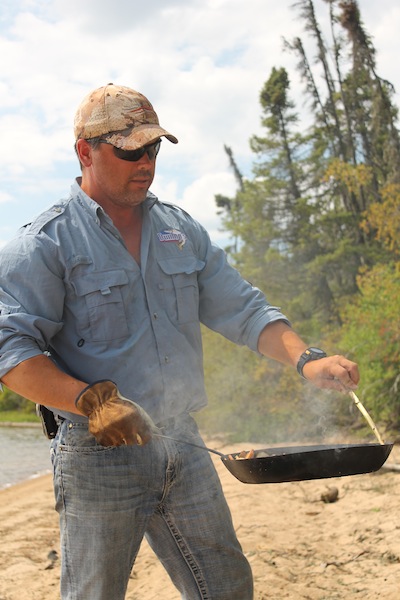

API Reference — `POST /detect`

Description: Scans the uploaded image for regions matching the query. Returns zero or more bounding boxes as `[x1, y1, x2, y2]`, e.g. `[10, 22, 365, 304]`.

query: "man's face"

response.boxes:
[77, 138, 158, 210]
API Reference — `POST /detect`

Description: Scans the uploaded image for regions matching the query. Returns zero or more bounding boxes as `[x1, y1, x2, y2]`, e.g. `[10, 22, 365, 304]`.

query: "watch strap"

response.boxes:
[296, 347, 327, 378]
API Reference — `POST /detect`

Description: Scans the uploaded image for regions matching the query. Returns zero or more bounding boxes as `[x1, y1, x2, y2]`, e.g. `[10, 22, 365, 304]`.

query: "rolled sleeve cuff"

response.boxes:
[0, 344, 44, 380]
[245, 309, 291, 354]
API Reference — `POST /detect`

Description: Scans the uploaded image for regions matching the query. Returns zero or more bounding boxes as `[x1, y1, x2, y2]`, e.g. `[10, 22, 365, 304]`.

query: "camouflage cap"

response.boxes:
[74, 83, 178, 149]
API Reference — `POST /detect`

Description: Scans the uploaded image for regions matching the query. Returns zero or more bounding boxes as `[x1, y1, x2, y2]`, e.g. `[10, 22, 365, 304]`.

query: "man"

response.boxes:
[0, 83, 359, 600]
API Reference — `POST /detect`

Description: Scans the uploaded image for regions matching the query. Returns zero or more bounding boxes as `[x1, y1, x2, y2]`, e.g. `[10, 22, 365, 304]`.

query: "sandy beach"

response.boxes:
[1, 439, 400, 600]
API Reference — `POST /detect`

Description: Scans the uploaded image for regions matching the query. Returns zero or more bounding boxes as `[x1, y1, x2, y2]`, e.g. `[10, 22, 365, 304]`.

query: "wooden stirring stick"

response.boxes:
[349, 390, 385, 445]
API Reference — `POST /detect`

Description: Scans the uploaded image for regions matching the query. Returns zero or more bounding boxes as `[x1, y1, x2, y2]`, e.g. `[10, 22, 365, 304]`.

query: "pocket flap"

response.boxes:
[158, 257, 205, 276]
[72, 269, 128, 296]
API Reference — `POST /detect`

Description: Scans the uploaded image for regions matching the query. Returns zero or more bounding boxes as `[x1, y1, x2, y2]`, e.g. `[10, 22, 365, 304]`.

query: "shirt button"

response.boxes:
[164, 356, 169, 363]
[153, 313, 158, 319]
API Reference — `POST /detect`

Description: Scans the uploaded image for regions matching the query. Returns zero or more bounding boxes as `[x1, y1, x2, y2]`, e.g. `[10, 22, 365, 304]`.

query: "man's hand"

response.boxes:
[76, 380, 156, 446]
[302, 355, 360, 392]
[257, 322, 360, 393]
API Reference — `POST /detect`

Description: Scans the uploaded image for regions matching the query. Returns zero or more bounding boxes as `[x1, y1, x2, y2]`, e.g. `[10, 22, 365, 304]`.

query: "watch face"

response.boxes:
[308, 347, 325, 356]
[297, 347, 327, 378]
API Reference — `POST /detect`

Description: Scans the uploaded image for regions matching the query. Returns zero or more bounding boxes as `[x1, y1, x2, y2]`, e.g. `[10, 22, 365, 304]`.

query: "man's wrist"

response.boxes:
[296, 347, 327, 378]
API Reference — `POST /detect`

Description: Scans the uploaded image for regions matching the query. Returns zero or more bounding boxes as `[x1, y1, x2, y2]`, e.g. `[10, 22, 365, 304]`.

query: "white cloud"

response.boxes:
[153, 168, 238, 244]
[0, 114, 72, 174]
[179, 172, 238, 244]
[0, 191, 13, 204]
[51, 0, 202, 32]
[0, 0, 399, 247]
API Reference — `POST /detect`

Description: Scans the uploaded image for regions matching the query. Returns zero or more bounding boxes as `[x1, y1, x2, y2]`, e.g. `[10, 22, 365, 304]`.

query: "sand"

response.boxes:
[1, 440, 400, 600]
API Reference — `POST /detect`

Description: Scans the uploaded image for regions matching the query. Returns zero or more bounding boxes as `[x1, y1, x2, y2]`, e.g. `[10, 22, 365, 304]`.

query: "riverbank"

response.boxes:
[0, 425, 51, 489]
[0, 421, 41, 428]
[1, 440, 400, 599]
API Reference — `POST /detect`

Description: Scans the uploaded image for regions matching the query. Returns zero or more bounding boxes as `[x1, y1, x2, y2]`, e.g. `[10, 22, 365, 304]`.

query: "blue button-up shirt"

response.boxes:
[0, 179, 289, 423]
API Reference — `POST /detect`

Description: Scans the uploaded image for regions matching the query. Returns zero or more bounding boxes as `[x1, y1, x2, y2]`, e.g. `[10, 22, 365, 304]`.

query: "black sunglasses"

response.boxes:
[99, 139, 161, 162]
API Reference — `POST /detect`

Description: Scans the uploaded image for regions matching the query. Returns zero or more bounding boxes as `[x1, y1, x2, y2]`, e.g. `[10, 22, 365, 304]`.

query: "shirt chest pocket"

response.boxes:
[158, 257, 204, 325]
[71, 269, 129, 341]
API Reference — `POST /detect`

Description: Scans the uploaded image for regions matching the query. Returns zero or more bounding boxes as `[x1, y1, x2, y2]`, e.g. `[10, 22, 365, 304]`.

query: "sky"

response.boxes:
[1, 0, 399, 249]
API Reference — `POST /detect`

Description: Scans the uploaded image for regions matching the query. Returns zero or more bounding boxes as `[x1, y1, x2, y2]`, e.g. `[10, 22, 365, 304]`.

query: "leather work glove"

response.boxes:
[76, 380, 155, 447]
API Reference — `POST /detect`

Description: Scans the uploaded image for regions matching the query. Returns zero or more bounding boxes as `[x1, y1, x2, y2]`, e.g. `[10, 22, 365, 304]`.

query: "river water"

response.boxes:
[0, 425, 52, 489]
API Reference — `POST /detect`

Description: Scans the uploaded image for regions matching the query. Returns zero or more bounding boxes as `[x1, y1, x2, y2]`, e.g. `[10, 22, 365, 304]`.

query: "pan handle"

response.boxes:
[153, 433, 226, 457]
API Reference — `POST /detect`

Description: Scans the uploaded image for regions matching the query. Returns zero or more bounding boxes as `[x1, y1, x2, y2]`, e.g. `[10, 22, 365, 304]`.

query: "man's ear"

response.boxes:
[75, 139, 93, 168]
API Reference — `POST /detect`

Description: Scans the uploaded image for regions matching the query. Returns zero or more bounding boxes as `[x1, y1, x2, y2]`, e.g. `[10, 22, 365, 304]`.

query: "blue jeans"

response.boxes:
[51, 415, 253, 599]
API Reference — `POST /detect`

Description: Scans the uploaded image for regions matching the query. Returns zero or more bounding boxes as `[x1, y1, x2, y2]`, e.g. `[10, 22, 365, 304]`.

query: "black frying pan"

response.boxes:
[155, 435, 393, 484]
[221, 443, 393, 484]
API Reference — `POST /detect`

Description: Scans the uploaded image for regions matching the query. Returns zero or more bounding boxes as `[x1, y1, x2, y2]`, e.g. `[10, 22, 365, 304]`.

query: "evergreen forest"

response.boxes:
[1, 1, 399, 445]
[198, 0, 400, 443]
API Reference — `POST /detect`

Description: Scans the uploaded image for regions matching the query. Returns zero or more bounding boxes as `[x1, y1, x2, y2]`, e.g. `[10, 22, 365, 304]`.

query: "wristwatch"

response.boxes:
[296, 347, 327, 378]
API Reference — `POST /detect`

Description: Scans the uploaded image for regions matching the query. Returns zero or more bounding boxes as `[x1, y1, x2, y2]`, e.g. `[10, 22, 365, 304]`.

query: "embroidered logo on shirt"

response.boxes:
[157, 228, 187, 250]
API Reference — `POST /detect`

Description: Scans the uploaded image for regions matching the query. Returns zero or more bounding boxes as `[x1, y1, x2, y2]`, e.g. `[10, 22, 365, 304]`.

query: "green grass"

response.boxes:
[0, 410, 40, 423]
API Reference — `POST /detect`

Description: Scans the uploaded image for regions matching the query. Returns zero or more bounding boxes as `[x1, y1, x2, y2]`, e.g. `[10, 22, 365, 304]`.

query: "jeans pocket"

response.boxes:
[58, 422, 104, 451]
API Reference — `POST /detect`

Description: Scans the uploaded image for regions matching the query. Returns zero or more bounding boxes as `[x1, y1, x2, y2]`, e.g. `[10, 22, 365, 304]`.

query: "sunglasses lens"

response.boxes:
[113, 140, 161, 162]
[113, 146, 144, 161]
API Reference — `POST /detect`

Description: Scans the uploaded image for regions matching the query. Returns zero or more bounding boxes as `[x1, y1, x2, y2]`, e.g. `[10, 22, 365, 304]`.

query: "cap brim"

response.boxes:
[106, 124, 178, 150]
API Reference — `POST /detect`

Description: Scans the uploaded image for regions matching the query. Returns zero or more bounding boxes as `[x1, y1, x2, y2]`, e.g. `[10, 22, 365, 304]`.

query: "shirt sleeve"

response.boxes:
[0, 233, 65, 378]
[195, 226, 290, 353]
